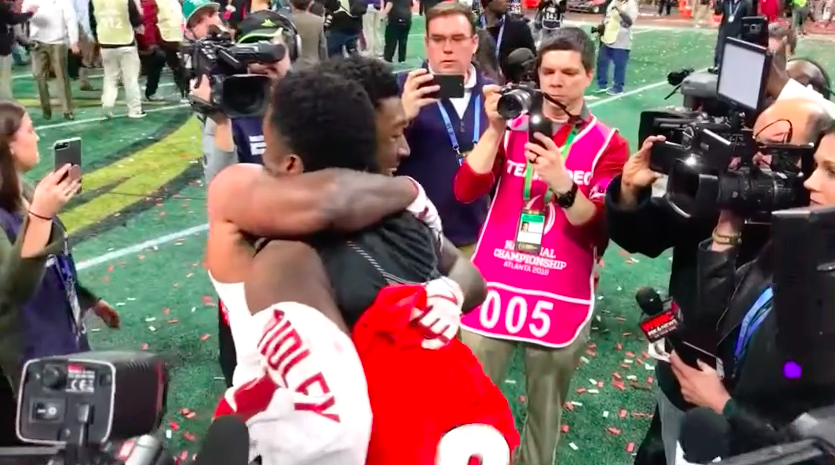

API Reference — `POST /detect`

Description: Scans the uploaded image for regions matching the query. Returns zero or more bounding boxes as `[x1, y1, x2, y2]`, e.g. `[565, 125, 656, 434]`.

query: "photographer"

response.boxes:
[454, 27, 628, 465]
[669, 99, 835, 456]
[607, 42, 835, 465]
[595, 0, 637, 96]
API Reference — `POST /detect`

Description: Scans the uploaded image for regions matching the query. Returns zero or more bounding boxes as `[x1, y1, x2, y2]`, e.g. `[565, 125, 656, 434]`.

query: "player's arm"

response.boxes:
[437, 239, 487, 313]
[209, 164, 419, 238]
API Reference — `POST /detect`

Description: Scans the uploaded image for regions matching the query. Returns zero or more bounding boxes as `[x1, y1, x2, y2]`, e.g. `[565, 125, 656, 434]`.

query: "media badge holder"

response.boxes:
[56, 236, 85, 340]
[437, 95, 481, 166]
[515, 129, 577, 254]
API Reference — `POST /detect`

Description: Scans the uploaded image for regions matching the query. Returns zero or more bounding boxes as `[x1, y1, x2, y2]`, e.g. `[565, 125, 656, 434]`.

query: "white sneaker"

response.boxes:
[146, 94, 165, 102]
[128, 111, 147, 119]
[102, 107, 114, 119]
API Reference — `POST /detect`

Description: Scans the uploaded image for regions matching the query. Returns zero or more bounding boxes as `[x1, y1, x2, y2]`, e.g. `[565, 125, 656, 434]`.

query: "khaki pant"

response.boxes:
[362, 9, 384, 56]
[31, 42, 73, 116]
[78, 28, 98, 87]
[461, 324, 590, 465]
[100, 46, 143, 116]
[0, 55, 12, 100]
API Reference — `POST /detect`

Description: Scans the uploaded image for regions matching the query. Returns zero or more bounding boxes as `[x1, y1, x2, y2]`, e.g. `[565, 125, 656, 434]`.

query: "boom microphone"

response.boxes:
[680, 407, 731, 463]
[193, 416, 250, 465]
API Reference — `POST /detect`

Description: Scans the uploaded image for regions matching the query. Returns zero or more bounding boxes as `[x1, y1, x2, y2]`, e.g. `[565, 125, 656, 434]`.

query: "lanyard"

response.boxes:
[523, 128, 577, 204]
[727, 0, 741, 18]
[733, 287, 773, 369]
[481, 15, 506, 60]
[54, 234, 84, 337]
[436, 95, 481, 160]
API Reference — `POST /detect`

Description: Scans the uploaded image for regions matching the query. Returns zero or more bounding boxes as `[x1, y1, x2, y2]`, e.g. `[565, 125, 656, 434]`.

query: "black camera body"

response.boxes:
[656, 123, 810, 219]
[185, 30, 284, 118]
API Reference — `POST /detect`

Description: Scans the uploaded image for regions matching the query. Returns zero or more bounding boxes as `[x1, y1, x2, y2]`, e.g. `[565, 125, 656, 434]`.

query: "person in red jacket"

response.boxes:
[137, 0, 187, 101]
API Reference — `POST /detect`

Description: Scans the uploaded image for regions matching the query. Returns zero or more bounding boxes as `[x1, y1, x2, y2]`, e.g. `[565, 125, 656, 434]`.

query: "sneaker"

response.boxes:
[596, 86, 610, 93]
[102, 107, 115, 119]
[606, 88, 624, 96]
[146, 94, 165, 102]
[128, 111, 147, 119]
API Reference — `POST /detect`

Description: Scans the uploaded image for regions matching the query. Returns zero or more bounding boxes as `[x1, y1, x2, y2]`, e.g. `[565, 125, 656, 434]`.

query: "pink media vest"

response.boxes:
[461, 116, 618, 348]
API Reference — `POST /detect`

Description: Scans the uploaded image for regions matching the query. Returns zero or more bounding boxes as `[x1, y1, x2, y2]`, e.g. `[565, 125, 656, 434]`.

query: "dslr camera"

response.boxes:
[184, 28, 285, 118]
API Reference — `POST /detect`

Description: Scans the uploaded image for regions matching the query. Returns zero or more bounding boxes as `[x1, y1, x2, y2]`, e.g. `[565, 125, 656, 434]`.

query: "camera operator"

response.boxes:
[454, 27, 629, 465]
[607, 41, 835, 465]
[713, 0, 754, 69]
[669, 99, 835, 457]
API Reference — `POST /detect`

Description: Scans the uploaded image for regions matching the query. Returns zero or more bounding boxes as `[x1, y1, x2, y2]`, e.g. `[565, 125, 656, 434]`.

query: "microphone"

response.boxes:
[679, 407, 730, 464]
[193, 415, 250, 465]
[636, 288, 720, 370]
[637, 287, 679, 342]
[505, 48, 536, 84]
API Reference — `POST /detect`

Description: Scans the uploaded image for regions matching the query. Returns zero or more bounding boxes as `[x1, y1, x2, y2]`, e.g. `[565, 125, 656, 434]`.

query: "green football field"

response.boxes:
[20, 22, 834, 464]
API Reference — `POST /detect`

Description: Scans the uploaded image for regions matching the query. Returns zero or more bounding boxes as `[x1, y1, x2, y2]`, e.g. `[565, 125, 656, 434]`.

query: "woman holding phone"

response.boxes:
[0, 101, 120, 446]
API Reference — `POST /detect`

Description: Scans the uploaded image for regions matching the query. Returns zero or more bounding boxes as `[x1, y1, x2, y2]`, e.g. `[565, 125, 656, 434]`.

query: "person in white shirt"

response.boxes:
[22, 0, 80, 120]
[73, 0, 98, 91]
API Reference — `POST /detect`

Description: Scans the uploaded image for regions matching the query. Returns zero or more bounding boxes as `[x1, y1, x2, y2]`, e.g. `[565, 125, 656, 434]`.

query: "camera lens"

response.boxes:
[497, 89, 531, 120]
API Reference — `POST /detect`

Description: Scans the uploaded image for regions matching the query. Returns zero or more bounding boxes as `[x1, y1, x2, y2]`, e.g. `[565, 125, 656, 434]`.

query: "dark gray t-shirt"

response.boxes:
[386, 0, 412, 22]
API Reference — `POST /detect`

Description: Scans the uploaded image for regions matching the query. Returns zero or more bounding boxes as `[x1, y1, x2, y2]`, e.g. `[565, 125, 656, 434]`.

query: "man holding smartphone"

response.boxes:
[397, 1, 491, 257]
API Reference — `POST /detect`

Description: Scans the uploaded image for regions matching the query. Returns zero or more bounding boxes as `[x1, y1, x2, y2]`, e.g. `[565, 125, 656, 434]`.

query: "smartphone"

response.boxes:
[54, 138, 82, 188]
[431, 74, 466, 100]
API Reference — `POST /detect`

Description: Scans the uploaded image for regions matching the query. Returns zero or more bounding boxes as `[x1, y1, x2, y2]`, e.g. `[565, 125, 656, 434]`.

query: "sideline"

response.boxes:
[75, 70, 677, 271]
[37, 103, 189, 131]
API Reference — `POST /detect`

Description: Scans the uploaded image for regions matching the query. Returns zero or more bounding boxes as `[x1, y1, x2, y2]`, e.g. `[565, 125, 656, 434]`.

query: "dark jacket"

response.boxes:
[715, 0, 754, 37]
[698, 241, 835, 456]
[0, 207, 98, 395]
[0, 1, 32, 57]
[485, 14, 535, 82]
[396, 66, 493, 248]
[605, 178, 770, 409]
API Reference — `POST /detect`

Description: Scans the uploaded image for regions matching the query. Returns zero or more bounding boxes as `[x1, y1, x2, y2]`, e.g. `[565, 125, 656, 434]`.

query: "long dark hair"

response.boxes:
[0, 101, 28, 214]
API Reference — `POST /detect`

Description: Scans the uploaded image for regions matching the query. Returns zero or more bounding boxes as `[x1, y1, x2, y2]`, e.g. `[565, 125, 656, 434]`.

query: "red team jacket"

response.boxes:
[354, 285, 520, 465]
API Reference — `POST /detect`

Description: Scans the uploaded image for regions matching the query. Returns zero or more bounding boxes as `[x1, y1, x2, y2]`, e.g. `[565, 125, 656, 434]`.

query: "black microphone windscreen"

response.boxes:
[193, 415, 250, 465]
[507, 48, 535, 65]
[636, 287, 664, 316]
[680, 407, 730, 463]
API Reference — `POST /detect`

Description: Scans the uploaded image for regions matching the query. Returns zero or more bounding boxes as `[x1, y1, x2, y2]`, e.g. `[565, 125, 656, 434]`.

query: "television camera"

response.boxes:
[183, 27, 286, 118]
[639, 22, 817, 219]
[1, 351, 172, 465]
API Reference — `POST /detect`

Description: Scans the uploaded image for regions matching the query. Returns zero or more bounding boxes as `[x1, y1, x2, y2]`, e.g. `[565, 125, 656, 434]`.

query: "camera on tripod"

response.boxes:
[184, 28, 286, 118]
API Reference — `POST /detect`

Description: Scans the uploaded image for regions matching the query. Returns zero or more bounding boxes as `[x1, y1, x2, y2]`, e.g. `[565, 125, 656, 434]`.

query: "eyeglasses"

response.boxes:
[427, 34, 474, 47]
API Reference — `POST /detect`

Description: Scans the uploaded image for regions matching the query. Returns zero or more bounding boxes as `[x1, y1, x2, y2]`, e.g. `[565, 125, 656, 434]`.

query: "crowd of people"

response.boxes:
[0, 0, 834, 463]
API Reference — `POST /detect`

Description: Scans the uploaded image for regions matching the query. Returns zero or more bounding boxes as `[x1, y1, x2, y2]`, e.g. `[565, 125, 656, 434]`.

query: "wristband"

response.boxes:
[721, 397, 737, 419]
[28, 210, 52, 221]
[712, 228, 741, 246]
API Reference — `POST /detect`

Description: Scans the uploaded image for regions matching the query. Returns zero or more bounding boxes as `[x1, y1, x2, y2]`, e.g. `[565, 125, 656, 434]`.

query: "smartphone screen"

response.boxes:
[431, 74, 466, 100]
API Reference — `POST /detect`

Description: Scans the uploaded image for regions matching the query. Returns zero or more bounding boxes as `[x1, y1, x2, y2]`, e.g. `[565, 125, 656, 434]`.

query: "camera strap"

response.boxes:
[733, 286, 773, 372]
[522, 128, 577, 205]
[437, 95, 481, 164]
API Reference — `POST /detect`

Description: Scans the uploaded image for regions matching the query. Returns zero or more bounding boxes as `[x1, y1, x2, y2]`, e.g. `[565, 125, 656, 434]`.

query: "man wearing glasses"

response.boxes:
[397, 1, 491, 257]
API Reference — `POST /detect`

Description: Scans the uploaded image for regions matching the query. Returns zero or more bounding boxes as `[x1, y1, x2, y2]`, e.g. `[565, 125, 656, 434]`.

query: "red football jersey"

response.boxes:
[353, 285, 520, 465]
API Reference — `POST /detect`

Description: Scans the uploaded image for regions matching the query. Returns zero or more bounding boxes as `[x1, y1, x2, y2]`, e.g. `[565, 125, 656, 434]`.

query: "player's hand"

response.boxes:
[401, 68, 439, 121]
[411, 277, 464, 350]
[405, 177, 444, 249]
